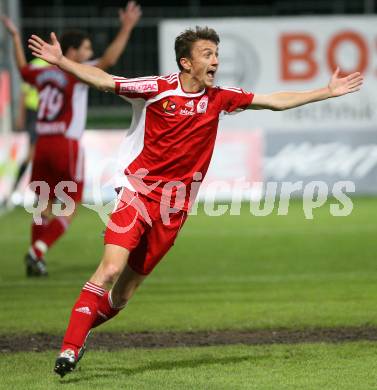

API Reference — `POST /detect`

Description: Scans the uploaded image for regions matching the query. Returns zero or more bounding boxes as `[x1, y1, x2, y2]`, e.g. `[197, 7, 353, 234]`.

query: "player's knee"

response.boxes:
[101, 262, 123, 283]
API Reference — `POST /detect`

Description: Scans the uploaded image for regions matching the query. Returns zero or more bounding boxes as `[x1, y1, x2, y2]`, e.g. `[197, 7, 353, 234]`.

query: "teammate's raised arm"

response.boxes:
[0, 15, 27, 70]
[28, 32, 115, 92]
[249, 67, 363, 111]
[95, 1, 142, 70]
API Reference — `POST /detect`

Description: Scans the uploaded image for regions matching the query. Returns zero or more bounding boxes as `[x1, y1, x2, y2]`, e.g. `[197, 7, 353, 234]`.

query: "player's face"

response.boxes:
[76, 39, 94, 63]
[188, 40, 219, 88]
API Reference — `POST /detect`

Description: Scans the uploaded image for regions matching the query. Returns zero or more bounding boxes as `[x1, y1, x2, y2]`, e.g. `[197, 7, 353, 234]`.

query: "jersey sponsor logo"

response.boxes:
[162, 99, 178, 115]
[197, 96, 208, 113]
[119, 80, 158, 93]
[36, 121, 66, 135]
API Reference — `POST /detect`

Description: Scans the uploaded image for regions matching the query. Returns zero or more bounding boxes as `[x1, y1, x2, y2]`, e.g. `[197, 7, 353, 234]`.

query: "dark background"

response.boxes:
[22, 0, 377, 17]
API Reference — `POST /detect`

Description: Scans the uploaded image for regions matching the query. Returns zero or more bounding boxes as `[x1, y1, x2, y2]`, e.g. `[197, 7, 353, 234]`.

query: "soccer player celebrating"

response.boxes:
[0, 1, 142, 277]
[28, 26, 362, 376]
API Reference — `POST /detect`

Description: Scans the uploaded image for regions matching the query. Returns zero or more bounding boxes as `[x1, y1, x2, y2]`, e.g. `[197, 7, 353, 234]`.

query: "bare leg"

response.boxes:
[41, 197, 53, 219]
[111, 264, 147, 308]
[90, 244, 130, 287]
[31, 198, 77, 258]
[30, 197, 52, 248]
[90, 248, 146, 328]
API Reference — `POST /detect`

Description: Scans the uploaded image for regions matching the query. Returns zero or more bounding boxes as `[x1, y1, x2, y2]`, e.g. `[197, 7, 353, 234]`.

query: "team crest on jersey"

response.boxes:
[162, 99, 177, 115]
[197, 96, 208, 113]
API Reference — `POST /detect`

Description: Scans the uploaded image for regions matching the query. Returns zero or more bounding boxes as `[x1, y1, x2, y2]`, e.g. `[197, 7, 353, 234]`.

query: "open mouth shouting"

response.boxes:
[206, 69, 216, 80]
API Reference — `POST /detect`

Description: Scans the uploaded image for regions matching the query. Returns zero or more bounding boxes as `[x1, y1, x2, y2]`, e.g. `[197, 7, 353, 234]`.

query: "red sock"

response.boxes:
[31, 216, 69, 259]
[62, 282, 105, 357]
[92, 291, 123, 328]
[31, 216, 49, 244]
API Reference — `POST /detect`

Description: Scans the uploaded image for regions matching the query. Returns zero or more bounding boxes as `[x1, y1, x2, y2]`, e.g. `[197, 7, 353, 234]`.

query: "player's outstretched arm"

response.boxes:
[95, 1, 142, 70]
[0, 15, 27, 70]
[248, 68, 363, 111]
[28, 32, 115, 92]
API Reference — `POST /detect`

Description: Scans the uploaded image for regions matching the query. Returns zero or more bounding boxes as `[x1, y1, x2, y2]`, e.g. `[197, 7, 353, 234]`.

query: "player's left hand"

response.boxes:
[28, 32, 63, 66]
[119, 1, 142, 30]
[328, 67, 364, 97]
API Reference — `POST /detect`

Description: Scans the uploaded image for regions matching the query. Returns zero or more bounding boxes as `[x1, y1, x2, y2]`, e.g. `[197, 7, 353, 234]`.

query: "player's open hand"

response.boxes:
[28, 32, 63, 65]
[0, 15, 19, 36]
[328, 67, 363, 97]
[119, 1, 142, 30]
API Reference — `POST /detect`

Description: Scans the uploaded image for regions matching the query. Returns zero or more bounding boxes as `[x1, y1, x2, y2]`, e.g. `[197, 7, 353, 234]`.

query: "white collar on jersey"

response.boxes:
[176, 72, 206, 97]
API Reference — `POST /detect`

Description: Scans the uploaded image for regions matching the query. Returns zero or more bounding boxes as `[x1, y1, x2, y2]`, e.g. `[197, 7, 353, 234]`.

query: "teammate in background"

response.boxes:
[0, 1, 142, 277]
[8, 58, 49, 205]
[28, 26, 363, 377]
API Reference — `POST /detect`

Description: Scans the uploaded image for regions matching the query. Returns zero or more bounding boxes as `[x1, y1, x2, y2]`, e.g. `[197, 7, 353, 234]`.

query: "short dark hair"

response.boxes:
[175, 26, 220, 71]
[60, 30, 90, 55]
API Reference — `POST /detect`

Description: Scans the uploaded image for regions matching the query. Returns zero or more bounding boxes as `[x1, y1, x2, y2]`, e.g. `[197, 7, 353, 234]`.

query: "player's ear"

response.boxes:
[180, 57, 192, 72]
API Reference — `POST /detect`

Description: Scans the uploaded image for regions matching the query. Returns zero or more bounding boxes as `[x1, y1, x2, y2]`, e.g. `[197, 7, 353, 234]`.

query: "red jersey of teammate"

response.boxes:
[21, 63, 89, 140]
[112, 72, 254, 210]
[20, 62, 92, 202]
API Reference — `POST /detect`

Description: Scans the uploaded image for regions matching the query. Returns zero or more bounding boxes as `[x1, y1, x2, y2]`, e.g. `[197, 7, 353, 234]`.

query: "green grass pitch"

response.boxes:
[0, 197, 376, 389]
[1, 343, 377, 389]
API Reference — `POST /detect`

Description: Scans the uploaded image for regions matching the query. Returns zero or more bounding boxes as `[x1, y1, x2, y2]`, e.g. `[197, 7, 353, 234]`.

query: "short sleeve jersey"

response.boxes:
[113, 72, 254, 210]
[21, 64, 90, 139]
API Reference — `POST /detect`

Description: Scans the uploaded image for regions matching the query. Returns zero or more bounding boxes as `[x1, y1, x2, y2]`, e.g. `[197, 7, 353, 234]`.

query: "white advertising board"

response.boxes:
[159, 17, 377, 131]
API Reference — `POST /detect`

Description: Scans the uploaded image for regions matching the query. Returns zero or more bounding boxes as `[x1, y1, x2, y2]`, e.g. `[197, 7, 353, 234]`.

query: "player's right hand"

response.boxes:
[28, 32, 63, 66]
[0, 15, 18, 36]
[119, 1, 142, 30]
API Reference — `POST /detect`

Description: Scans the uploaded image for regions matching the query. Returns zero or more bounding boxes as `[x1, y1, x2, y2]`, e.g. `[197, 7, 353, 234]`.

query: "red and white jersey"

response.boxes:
[21, 63, 90, 140]
[113, 72, 254, 210]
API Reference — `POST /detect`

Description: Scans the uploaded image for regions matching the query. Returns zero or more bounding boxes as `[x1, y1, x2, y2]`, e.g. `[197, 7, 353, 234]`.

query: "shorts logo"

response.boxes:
[162, 99, 178, 115]
[197, 96, 208, 113]
[119, 80, 158, 93]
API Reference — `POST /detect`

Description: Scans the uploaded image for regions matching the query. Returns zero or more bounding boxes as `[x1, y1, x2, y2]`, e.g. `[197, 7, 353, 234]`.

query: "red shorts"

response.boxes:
[31, 135, 84, 202]
[104, 188, 187, 275]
